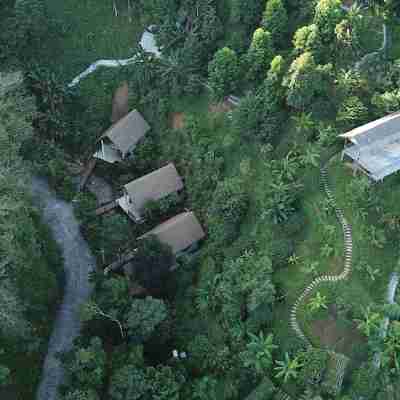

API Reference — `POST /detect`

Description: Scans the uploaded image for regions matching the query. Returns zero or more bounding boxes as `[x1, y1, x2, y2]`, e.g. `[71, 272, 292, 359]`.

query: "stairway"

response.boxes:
[289, 164, 353, 345]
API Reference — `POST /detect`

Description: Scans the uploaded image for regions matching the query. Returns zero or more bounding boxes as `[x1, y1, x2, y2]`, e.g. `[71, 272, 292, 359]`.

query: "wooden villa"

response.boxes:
[139, 211, 205, 256]
[104, 211, 205, 275]
[93, 109, 150, 164]
[340, 111, 400, 181]
[116, 163, 184, 222]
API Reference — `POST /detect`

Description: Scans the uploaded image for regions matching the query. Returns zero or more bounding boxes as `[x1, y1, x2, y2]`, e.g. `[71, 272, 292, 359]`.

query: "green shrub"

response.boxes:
[298, 348, 329, 386]
[270, 239, 294, 268]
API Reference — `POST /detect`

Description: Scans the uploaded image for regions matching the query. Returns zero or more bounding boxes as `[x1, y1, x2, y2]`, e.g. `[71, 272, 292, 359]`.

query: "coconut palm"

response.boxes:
[274, 352, 303, 382]
[355, 306, 382, 337]
[242, 332, 278, 374]
[308, 292, 328, 313]
[292, 112, 315, 138]
[300, 146, 320, 168]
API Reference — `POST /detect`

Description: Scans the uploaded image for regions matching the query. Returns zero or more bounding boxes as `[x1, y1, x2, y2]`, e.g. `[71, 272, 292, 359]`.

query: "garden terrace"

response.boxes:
[93, 109, 150, 163]
[340, 112, 400, 181]
[116, 163, 184, 222]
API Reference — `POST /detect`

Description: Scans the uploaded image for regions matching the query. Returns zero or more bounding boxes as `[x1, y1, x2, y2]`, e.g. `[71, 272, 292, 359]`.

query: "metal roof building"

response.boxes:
[340, 112, 400, 181]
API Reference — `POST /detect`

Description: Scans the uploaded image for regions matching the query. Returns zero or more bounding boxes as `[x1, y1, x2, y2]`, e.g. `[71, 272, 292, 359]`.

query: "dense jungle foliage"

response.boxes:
[2, 0, 400, 399]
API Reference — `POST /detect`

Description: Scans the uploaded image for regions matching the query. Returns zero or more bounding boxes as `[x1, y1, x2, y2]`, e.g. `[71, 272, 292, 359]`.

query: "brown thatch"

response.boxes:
[123, 163, 183, 214]
[102, 109, 150, 157]
[139, 212, 205, 255]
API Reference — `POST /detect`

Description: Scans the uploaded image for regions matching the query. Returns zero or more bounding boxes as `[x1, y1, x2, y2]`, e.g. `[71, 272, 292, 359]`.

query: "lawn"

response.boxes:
[43, 0, 144, 82]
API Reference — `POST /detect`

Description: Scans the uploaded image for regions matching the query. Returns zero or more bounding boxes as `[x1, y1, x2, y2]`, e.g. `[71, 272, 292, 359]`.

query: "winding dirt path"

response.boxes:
[31, 177, 95, 400]
[290, 164, 353, 346]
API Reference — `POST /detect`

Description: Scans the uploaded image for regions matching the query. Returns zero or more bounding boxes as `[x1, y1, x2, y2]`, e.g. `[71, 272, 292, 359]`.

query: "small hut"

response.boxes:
[139, 211, 205, 256]
[340, 111, 400, 181]
[93, 109, 150, 163]
[117, 163, 184, 221]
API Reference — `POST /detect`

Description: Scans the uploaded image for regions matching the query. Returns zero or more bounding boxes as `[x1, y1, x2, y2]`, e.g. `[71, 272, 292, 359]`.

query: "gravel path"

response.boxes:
[31, 177, 95, 400]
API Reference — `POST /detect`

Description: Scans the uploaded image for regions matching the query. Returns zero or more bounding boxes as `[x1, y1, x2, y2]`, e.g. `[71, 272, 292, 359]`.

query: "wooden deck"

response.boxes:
[95, 200, 118, 216]
[104, 249, 138, 275]
[79, 158, 97, 191]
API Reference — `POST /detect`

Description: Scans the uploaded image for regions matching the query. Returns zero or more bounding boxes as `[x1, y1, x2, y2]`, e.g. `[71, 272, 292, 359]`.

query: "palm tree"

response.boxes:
[355, 306, 382, 337]
[274, 352, 303, 382]
[281, 150, 300, 181]
[308, 292, 328, 313]
[243, 332, 277, 374]
[292, 112, 315, 138]
[300, 146, 320, 168]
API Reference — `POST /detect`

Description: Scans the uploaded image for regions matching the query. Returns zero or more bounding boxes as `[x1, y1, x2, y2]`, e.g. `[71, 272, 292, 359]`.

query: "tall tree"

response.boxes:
[131, 236, 174, 291]
[230, 0, 264, 35]
[261, 0, 288, 47]
[241, 332, 277, 375]
[208, 47, 240, 101]
[284, 51, 333, 110]
[125, 296, 168, 342]
[274, 353, 303, 383]
[245, 28, 275, 85]
[313, 0, 345, 46]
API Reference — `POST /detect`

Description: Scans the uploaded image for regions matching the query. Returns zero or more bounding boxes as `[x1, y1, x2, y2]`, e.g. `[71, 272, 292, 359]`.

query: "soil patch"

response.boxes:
[311, 313, 364, 356]
[208, 100, 233, 114]
[171, 112, 185, 130]
[111, 81, 129, 124]
[342, 0, 353, 7]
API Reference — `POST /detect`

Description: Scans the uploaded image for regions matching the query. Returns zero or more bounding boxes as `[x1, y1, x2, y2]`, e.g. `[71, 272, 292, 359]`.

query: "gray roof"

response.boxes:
[103, 109, 150, 156]
[124, 163, 184, 213]
[340, 112, 400, 181]
[339, 112, 400, 144]
[139, 212, 205, 254]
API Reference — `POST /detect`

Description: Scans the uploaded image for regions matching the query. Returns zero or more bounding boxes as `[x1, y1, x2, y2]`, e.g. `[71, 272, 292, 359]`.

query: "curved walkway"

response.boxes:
[290, 164, 353, 346]
[31, 177, 95, 400]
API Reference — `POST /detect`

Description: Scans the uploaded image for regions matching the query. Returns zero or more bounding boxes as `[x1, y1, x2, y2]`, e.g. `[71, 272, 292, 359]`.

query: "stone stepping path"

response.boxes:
[289, 166, 353, 346]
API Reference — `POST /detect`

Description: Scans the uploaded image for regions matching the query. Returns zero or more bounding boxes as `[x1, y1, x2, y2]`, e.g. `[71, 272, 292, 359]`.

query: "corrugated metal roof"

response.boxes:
[103, 109, 150, 156]
[139, 212, 205, 254]
[339, 112, 400, 142]
[124, 163, 184, 214]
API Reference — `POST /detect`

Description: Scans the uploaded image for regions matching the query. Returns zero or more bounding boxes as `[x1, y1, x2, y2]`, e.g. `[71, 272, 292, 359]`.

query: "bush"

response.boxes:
[281, 211, 306, 236]
[337, 96, 369, 129]
[350, 362, 378, 400]
[209, 176, 248, 226]
[270, 239, 294, 268]
[298, 348, 329, 386]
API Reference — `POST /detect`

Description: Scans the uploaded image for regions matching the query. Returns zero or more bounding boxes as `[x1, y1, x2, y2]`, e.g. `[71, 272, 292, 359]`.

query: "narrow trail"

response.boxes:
[31, 177, 95, 400]
[290, 163, 353, 346]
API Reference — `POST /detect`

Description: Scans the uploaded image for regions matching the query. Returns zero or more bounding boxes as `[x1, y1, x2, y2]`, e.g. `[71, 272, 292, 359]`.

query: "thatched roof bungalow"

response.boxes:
[93, 109, 150, 163]
[139, 211, 205, 255]
[117, 163, 184, 221]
